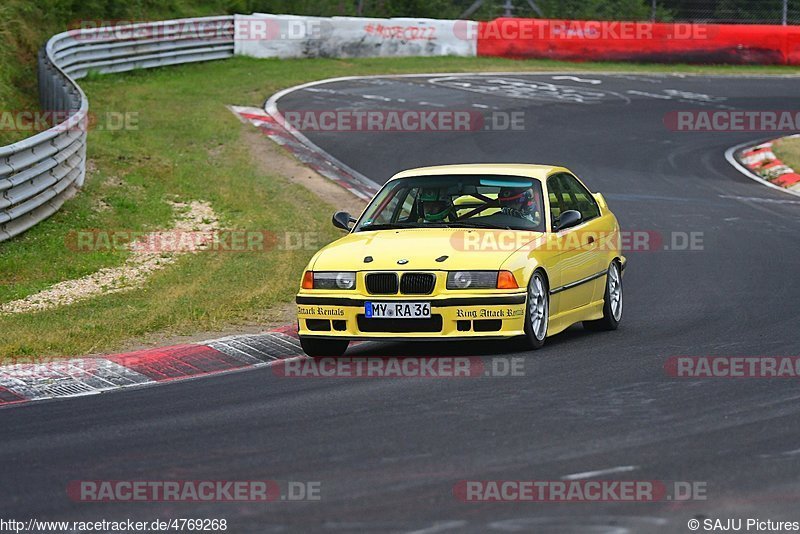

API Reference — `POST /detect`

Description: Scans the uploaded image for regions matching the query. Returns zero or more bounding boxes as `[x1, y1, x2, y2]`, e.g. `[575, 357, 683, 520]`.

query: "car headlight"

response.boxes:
[311, 271, 356, 290]
[447, 271, 498, 290]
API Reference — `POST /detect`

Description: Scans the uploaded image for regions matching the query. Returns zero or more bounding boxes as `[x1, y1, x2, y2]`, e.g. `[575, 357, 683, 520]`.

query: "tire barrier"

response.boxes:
[476, 18, 800, 65]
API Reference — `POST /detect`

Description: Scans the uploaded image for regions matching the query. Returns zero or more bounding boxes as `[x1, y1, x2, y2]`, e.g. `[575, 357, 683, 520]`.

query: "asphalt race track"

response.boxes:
[3, 73, 800, 533]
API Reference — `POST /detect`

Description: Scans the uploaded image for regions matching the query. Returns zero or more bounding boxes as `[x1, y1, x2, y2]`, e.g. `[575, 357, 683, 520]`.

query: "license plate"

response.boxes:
[365, 302, 431, 319]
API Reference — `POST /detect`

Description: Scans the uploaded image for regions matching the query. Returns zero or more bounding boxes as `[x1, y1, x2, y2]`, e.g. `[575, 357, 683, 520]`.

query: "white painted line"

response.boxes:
[626, 90, 672, 99]
[561, 465, 638, 480]
[552, 75, 602, 84]
[719, 194, 800, 205]
[427, 75, 631, 105]
[404, 521, 468, 534]
[724, 140, 800, 199]
[759, 448, 800, 459]
[362, 94, 392, 101]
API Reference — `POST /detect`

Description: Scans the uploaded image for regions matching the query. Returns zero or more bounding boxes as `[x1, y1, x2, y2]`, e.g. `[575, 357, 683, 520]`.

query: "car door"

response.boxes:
[547, 173, 603, 311]
[558, 173, 609, 303]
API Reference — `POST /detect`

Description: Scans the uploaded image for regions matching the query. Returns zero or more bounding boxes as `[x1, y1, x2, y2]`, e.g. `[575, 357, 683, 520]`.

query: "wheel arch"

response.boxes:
[531, 266, 550, 293]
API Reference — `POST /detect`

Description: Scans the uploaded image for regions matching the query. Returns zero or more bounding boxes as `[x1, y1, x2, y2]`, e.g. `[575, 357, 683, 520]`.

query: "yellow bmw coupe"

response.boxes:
[296, 164, 625, 357]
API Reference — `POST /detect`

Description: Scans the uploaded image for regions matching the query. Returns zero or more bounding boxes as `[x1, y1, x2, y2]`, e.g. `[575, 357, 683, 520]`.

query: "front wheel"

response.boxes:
[299, 336, 349, 358]
[522, 270, 549, 350]
[584, 261, 622, 331]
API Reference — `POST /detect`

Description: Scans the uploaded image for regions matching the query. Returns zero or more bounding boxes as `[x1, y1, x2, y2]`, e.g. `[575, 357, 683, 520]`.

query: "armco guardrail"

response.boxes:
[0, 16, 234, 242]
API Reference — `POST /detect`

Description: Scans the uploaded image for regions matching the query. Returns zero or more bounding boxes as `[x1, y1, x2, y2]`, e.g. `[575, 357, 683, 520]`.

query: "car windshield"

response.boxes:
[355, 175, 546, 232]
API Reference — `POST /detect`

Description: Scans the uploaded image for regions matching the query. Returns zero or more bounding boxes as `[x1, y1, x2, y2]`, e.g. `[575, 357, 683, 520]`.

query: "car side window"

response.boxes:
[556, 173, 600, 222]
[546, 176, 566, 229]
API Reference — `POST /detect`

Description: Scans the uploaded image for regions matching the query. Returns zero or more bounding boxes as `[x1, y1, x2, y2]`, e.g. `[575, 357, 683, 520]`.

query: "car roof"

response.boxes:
[389, 163, 570, 182]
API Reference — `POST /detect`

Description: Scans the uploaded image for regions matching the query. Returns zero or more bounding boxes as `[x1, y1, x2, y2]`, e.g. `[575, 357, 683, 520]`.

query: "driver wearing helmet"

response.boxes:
[419, 188, 452, 223]
[498, 187, 539, 224]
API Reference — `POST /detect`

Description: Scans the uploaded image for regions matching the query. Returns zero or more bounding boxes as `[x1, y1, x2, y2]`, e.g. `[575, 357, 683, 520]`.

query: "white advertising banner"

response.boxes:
[234, 14, 477, 59]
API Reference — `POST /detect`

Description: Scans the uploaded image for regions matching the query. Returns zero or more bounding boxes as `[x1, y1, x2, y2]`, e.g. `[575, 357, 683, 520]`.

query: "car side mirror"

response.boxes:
[332, 211, 356, 231]
[556, 210, 582, 231]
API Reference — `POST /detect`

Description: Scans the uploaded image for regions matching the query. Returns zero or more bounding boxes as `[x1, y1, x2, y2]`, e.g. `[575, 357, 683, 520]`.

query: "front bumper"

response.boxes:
[296, 293, 527, 340]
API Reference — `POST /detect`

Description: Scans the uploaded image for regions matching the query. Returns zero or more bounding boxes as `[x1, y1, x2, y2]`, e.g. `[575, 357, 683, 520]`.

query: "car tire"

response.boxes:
[299, 336, 349, 358]
[583, 261, 622, 331]
[521, 270, 549, 350]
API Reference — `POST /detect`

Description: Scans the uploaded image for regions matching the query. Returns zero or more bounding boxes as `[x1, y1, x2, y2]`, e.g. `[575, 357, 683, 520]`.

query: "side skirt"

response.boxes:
[547, 299, 605, 336]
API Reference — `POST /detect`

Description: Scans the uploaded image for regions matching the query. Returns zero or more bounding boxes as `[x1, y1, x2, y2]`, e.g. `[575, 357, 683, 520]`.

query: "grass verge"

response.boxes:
[772, 135, 800, 170]
[1, 55, 799, 359]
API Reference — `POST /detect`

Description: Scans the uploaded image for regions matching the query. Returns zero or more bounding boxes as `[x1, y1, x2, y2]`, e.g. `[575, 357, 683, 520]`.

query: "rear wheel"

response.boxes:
[584, 261, 622, 331]
[522, 270, 549, 350]
[299, 336, 349, 358]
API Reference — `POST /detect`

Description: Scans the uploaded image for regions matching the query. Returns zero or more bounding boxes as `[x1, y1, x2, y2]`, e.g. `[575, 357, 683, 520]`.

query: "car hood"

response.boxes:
[310, 228, 545, 271]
